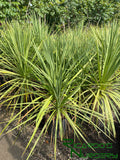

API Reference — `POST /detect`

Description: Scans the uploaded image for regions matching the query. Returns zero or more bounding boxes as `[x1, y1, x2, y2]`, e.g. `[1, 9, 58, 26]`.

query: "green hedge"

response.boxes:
[0, 0, 120, 27]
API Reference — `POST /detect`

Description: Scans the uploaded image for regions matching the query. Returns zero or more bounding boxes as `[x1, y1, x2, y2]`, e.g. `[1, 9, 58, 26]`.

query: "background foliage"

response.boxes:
[0, 0, 120, 28]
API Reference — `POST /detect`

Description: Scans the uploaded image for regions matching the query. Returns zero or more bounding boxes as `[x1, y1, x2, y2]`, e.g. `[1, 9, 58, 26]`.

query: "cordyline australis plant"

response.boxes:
[0, 18, 119, 160]
[0, 21, 34, 115]
[82, 22, 120, 137]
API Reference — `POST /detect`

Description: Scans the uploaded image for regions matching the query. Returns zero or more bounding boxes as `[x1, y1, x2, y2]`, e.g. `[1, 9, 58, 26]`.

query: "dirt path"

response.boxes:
[0, 110, 69, 160]
[0, 109, 32, 160]
[0, 108, 120, 160]
[0, 125, 25, 160]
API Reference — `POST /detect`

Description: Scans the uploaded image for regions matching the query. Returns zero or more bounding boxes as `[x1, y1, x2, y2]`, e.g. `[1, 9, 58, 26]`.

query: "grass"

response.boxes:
[0, 18, 120, 160]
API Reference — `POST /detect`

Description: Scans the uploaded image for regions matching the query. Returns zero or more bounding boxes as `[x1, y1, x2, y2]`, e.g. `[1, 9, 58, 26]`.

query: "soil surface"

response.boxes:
[0, 108, 120, 160]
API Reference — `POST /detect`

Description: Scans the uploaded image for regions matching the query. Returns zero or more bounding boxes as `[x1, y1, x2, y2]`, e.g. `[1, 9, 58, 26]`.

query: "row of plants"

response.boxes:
[0, 18, 120, 160]
[0, 0, 120, 28]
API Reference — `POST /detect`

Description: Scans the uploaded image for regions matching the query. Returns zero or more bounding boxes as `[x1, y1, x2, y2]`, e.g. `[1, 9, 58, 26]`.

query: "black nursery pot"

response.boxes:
[48, 118, 67, 139]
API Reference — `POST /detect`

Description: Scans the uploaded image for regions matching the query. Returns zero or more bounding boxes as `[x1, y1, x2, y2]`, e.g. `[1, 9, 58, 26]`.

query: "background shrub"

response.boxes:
[0, 0, 120, 28]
